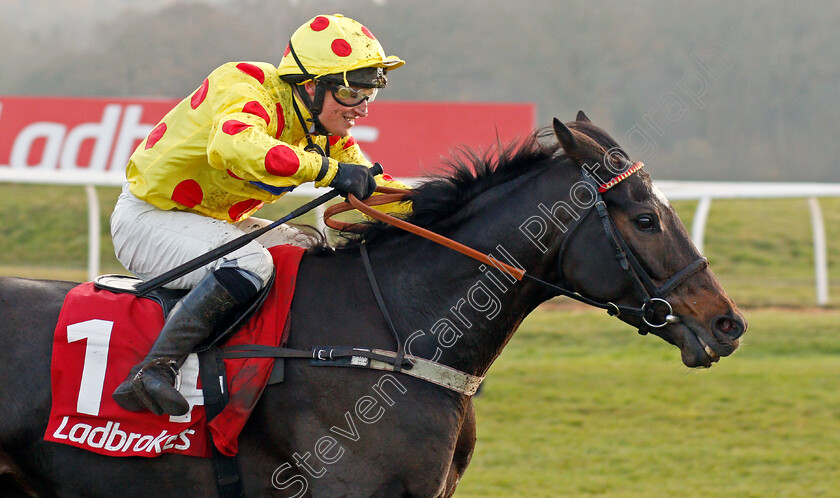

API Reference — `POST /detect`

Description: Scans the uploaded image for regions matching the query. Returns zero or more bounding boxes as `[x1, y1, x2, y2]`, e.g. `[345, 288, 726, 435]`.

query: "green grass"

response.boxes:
[456, 307, 840, 497]
[672, 197, 840, 308]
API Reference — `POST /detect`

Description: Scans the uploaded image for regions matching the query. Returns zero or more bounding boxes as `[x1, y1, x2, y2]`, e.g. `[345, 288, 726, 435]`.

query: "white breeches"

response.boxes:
[111, 183, 312, 289]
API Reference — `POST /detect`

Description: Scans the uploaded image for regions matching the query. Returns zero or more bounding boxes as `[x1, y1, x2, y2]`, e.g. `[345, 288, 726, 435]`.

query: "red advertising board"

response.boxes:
[0, 96, 535, 181]
[358, 101, 536, 177]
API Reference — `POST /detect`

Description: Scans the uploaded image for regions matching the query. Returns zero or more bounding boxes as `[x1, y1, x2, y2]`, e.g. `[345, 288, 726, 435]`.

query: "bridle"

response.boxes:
[324, 162, 708, 335]
[530, 164, 709, 334]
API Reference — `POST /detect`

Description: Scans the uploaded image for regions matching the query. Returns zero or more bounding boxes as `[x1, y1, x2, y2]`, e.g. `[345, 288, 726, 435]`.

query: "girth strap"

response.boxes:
[217, 344, 403, 365]
[216, 345, 483, 396]
[350, 348, 484, 396]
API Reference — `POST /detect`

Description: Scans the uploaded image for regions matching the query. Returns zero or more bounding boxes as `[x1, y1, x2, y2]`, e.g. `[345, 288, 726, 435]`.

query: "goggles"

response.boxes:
[328, 84, 378, 107]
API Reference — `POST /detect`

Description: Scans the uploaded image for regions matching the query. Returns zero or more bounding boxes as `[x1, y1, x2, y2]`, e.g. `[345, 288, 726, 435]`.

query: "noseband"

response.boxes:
[525, 164, 708, 334]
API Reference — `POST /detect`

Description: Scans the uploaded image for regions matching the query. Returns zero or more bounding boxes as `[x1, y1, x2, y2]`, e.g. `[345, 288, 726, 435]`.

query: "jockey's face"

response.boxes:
[304, 81, 369, 138]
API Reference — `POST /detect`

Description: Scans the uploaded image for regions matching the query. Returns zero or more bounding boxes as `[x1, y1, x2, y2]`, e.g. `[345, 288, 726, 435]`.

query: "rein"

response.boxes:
[324, 164, 707, 334]
[324, 188, 526, 280]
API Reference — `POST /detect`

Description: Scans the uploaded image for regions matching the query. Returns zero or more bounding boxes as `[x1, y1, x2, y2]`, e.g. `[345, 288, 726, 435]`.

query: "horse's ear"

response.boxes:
[553, 118, 579, 159]
[576, 110, 591, 123]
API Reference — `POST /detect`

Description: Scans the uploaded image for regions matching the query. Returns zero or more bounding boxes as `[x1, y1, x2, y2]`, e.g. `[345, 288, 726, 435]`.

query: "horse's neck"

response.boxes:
[370, 170, 569, 376]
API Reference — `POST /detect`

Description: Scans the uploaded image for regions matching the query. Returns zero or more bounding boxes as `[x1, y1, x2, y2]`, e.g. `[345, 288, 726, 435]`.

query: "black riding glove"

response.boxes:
[329, 162, 378, 200]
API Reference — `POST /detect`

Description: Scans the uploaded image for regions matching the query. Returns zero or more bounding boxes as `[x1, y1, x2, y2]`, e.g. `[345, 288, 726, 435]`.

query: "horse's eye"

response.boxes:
[610, 154, 623, 167]
[635, 214, 657, 231]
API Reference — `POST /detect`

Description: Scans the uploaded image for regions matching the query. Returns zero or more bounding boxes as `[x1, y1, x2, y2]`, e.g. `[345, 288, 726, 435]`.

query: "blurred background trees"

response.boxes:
[1, 0, 838, 181]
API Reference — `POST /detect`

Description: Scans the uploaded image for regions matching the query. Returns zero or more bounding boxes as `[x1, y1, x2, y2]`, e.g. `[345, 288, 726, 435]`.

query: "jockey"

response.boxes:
[111, 14, 410, 416]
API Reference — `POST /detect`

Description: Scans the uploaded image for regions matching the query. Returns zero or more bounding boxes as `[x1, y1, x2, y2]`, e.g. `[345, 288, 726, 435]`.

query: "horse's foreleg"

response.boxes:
[441, 400, 476, 498]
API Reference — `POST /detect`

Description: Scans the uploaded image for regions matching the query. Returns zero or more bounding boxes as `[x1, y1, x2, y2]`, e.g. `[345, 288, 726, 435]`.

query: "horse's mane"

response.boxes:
[318, 128, 564, 251]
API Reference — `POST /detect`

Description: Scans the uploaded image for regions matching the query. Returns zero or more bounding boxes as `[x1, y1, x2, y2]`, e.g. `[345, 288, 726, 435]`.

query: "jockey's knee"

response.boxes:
[220, 244, 274, 290]
[212, 266, 262, 304]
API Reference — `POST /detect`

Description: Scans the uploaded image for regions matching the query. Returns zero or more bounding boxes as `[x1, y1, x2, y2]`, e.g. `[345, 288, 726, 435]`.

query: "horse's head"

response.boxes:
[552, 111, 746, 368]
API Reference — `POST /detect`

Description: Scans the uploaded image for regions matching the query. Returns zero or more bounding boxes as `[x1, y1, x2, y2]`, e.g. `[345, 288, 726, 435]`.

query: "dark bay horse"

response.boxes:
[0, 113, 746, 497]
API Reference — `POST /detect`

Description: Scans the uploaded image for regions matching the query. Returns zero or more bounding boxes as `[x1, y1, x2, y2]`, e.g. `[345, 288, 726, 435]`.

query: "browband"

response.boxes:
[599, 161, 644, 192]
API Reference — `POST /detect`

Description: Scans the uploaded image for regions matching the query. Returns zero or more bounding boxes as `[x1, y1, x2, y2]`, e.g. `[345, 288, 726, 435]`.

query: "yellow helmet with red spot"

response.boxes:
[278, 14, 404, 88]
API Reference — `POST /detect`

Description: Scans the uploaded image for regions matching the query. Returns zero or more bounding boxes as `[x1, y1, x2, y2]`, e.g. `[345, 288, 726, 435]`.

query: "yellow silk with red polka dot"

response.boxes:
[125, 61, 409, 222]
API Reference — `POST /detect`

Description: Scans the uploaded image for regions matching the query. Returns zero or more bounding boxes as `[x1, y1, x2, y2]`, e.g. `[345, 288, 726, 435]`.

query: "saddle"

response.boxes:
[92, 272, 275, 354]
[46, 246, 307, 497]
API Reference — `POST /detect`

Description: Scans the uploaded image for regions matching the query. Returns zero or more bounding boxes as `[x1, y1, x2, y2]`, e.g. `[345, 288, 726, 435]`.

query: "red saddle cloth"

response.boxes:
[44, 245, 305, 458]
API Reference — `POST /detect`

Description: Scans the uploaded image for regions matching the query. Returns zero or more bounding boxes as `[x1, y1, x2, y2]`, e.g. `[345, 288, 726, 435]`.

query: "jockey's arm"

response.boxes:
[206, 81, 340, 189]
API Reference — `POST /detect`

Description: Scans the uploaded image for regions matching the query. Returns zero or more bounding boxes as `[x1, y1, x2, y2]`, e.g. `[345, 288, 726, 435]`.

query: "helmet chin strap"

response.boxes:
[286, 40, 332, 151]
[291, 84, 331, 156]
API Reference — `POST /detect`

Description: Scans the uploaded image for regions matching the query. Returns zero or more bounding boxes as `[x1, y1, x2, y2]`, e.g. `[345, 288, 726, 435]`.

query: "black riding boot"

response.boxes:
[112, 268, 259, 416]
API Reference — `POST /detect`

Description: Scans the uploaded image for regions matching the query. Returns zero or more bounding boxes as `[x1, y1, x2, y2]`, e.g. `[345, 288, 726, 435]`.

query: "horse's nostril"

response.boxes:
[712, 315, 744, 340]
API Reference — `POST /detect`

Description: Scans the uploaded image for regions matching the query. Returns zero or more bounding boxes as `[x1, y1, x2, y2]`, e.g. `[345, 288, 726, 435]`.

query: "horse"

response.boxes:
[0, 112, 746, 497]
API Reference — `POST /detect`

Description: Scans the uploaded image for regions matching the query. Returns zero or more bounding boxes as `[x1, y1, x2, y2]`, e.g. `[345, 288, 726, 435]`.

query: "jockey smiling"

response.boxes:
[111, 14, 410, 416]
